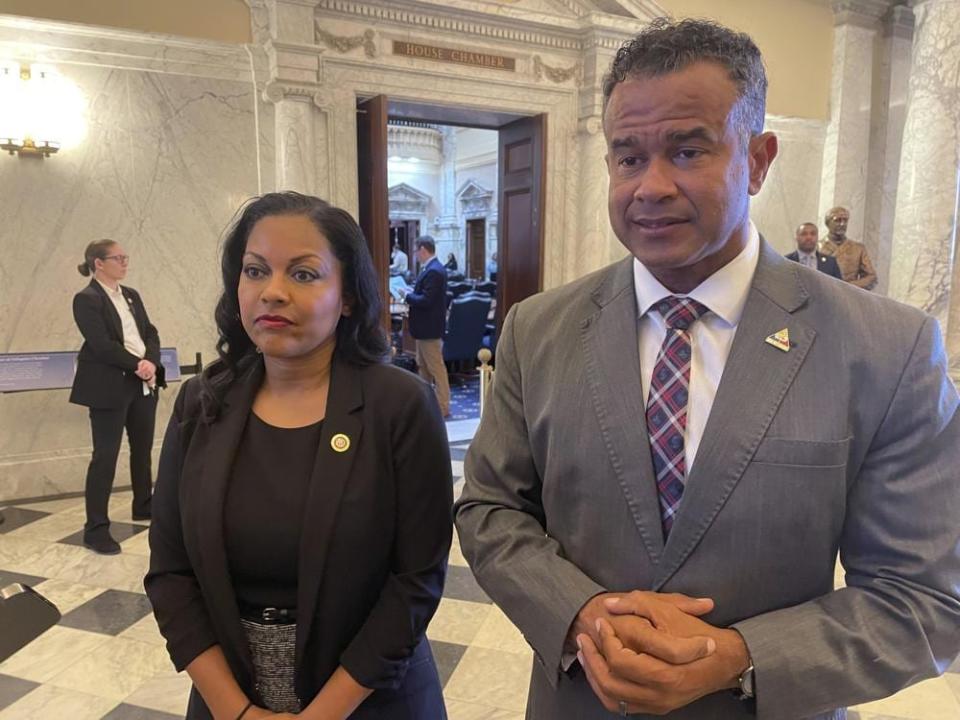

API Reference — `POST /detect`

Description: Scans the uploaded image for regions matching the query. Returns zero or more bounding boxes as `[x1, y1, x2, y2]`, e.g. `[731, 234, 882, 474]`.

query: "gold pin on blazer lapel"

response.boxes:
[294, 356, 364, 666]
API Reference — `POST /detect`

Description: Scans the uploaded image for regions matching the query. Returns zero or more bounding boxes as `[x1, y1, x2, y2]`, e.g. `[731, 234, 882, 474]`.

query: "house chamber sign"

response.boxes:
[392, 41, 516, 71]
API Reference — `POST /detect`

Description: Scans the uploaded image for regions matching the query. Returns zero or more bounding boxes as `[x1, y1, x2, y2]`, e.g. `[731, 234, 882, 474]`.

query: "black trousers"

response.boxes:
[83, 377, 157, 538]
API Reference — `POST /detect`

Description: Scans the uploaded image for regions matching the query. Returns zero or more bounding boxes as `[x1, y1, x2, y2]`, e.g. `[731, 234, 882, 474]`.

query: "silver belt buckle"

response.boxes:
[261, 607, 279, 623]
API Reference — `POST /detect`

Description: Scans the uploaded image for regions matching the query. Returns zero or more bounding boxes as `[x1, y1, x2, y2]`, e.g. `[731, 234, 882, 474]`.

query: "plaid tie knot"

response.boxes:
[654, 296, 710, 331]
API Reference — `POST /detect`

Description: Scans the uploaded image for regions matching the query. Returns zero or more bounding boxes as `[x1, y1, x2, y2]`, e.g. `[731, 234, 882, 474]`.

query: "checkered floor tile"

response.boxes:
[1, 434, 957, 719]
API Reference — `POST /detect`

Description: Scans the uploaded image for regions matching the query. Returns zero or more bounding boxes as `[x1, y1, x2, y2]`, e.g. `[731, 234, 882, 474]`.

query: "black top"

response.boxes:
[225, 414, 323, 609]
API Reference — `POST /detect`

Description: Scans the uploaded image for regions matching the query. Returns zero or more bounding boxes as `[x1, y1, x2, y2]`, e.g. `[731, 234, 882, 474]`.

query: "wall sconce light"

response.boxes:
[0, 61, 85, 159]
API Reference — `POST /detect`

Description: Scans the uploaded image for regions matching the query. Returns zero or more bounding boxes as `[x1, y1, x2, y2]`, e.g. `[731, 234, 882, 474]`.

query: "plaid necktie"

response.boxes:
[646, 296, 710, 538]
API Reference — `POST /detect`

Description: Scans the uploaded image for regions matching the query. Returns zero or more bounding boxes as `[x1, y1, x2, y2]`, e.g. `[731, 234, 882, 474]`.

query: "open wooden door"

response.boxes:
[356, 95, 390, 329]
[497, 114, 546, 333]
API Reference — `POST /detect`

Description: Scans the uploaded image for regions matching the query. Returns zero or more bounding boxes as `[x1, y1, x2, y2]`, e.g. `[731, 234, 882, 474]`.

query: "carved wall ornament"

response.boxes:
[314, 23, 377, 58]
[578, 116, 603, 136]
[533, 55, 579, 84]
[262, 80, 319, 104]
[389, 182, 432, 219]
[457, 179, 495, 218]
[314, 0, 639, 52]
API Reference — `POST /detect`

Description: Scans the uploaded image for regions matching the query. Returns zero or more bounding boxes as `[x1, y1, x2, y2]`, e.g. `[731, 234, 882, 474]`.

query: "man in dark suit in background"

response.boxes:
[786, 222, 842, 279]
[402, 236, 450, 417]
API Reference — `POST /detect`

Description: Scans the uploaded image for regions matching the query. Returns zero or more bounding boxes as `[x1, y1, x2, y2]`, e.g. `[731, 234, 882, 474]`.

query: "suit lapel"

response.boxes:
[89, 279, 124, 339]
[653, 244, 816, 588]
[184, 361, 262, 685]
[295, 356, 364, 664]
[580, 258, 665, 563]
[121, 287, 143, 332]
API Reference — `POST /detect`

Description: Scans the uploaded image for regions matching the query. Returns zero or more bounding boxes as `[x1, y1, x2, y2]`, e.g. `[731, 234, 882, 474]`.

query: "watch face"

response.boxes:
[742, 666, 755, 697]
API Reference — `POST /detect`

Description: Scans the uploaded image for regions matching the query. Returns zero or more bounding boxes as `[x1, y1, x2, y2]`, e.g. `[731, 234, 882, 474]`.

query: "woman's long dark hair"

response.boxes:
[199, 192, 389, 419]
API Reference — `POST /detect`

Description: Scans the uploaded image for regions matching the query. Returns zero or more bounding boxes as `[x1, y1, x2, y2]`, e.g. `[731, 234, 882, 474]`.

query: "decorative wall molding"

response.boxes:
[314, 22, 377, 57]
[533, 54, 579, 83]
[313, 0, 643, 54]
[388, 123, 443, 157]
[885, 4, 915, 38]
[577, 115, 603, 136]
[262, 79, 320, 102]
[389, 182, 432, 218]
[832, 0, 899, 27]
[0, 15, 255, 81]
[458, 179, 494, 218]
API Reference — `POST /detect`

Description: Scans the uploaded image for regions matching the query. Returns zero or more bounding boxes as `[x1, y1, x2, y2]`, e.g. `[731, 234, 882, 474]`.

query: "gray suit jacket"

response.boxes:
[455, 243, 960, 719]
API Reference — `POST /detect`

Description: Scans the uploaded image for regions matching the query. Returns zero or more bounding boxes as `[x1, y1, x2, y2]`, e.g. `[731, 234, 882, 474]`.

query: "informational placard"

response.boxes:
[0, 348, 182, 392]
[0, 352, 77, 392]
[160, 348, 181, 383]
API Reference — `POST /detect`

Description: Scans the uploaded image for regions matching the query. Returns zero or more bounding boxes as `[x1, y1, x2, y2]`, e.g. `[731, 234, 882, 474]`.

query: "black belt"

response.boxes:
[239, 606, 297, 625]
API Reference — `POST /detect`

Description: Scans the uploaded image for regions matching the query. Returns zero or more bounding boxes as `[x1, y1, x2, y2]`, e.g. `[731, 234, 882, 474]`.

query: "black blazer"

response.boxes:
[785, 250, 842, 280]
[145, 356, 453, 719]
[69, 279, 165, 408]
[406, 258, 448, 340]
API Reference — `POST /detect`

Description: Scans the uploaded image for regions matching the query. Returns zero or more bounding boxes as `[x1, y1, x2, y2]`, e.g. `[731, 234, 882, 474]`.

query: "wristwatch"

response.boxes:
[736, 664, 756, 700]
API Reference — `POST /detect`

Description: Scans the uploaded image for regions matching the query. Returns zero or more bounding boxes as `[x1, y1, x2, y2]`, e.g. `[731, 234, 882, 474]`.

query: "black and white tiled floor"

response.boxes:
[1, 430, 958, 719]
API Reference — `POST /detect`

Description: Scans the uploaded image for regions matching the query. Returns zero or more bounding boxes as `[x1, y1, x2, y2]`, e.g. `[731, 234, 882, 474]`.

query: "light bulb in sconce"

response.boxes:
[0, 62, 87, 158]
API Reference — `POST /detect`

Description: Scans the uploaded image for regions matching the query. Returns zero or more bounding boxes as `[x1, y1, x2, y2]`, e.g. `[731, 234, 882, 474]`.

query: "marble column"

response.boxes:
[577, 42, 624, 281]
[434, 126, 460, 250]
[266, 86, 317, 194]
[257, 0, 326, 196]
[888, 0, 960, 376]
[863, 5, 914, 294]
[819, 0, 891, 244]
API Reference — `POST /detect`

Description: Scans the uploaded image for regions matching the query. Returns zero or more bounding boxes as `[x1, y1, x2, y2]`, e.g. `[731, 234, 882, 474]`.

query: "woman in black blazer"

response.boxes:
[145, 192, 452, 720]
[71, 240, 165, 555]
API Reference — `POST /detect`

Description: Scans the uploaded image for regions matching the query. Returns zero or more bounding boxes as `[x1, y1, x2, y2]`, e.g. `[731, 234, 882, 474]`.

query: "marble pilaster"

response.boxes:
[576, 36, 625, 277]
[267, 87, 317, 193]
[434, 125, 460, 249]
[863, 4, 914, 294]
[752, 116, 829, 253]
[888, 0, 960, 357]
[819, 1, 890, 244]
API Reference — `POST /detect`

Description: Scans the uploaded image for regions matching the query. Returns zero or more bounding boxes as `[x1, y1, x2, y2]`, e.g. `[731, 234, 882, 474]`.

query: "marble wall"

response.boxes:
[751, 116, 828, 255]
[2, 0, 912, 502]
[888, 0, 960, 373]
[0, 16, 273, 502]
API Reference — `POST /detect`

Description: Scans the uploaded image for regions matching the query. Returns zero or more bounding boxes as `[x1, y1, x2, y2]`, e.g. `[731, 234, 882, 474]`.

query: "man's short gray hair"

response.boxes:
[602, 17, 768, 140]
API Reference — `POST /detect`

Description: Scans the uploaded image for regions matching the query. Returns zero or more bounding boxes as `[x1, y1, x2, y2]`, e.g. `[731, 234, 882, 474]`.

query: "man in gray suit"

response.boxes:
[455, 17, 960, 720]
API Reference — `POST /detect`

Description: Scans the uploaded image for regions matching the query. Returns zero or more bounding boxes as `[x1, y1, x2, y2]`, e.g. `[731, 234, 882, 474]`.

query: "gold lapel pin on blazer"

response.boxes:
[765, 328, 791, 352]
[331, 433, 351, 453]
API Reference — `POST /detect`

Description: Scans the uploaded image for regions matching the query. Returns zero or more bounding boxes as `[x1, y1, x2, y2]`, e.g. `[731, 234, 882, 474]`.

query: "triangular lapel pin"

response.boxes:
[765, 327, 791, 352]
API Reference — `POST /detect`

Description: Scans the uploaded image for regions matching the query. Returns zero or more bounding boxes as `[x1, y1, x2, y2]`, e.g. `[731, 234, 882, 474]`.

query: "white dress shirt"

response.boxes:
[797, 249, 817, 270]
[559, 224, 761, 674]
[96, 278, 150, 394]
[633, 222, 760, 474]
[390, 249, 408, 275]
